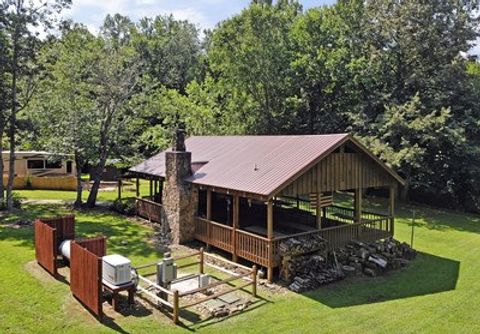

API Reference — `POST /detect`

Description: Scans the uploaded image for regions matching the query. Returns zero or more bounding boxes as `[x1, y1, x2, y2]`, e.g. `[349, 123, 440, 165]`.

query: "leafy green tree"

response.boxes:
[290, 2, 366, 134]
[205, 1, 301, 134]
[31, 24, 98, 207]
[360, 94, 465, 199]
[1, 0, 71, 209]
[85, 27, 143, 208]
[134, 15, 201, 92]
[0, 11, 10, 204]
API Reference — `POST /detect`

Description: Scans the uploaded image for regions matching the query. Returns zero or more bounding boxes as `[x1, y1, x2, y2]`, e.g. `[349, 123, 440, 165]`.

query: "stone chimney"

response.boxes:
[162, 126, 197, 244]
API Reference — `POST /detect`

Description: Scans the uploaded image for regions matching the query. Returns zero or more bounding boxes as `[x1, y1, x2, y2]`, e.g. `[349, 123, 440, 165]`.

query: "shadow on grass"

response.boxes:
[0, 204, 160, 259]
[302, 251, 459, 308]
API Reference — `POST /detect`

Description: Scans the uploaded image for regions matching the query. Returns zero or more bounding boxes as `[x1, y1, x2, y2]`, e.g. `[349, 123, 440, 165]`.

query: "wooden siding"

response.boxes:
[70, 238, 105, 319]
[34, 221, 57, 276]
[279, 152, 396, 196]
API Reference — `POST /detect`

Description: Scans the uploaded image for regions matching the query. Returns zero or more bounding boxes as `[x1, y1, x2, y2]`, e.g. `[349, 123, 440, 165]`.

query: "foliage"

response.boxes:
[31, 24, 98, 206]
[134, 15, 201, 92]
[111, 197, 136, 216]
[0, 0, 71, 209]
[17, 0, 480, 211]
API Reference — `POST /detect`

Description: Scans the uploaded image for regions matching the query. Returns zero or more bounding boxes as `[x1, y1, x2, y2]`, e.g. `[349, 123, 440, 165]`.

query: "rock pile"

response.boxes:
[281, 238, 417, 292]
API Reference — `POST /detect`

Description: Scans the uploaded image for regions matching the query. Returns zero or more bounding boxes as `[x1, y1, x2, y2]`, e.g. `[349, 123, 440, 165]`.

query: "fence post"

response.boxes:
[199, 247, 204, 274]
[252, 265, 257, 298]
[173, 289, 179, 324]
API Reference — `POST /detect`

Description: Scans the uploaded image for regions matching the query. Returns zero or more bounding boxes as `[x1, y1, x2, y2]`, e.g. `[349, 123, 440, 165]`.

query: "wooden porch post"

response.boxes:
[149, 179, 153, 198]
[232, 195, 239, 262]
[267, 198, 274, 283]
[135, 176, 140, 197]
[206, 189, 212, 248]
[354, 189, 363, 223]
[206, 189, 212, 220]
[389, 185, 395, 235]
[159, 180, 163, 203]
[316, 192, 322, 229]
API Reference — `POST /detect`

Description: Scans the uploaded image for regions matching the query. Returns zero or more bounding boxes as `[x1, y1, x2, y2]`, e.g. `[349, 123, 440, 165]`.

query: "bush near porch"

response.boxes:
[0, 198, 479, 333]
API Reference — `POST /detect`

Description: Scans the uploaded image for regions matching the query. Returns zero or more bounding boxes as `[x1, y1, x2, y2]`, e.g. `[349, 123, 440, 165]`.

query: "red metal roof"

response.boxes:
[130, 134, 352, 197]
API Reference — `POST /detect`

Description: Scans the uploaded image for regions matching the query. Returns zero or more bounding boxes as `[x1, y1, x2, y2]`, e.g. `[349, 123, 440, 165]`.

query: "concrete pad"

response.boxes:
[218, 293, 240, 305]
[204, 299, 227, 310]
[170, 277, 199, 294]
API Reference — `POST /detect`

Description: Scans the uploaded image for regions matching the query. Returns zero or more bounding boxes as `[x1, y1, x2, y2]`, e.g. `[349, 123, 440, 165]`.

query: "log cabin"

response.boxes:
[128, 132, 405, 282]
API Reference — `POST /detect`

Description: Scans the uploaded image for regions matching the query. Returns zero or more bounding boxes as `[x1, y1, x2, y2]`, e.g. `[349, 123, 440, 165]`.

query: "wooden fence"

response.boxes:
[134, 249, 257, 325]
[34, 215, 76, 276]
[34, 221, 58, 276]
[136, 197, 162, 222]
[70, 237, 106, 320]
[39, 215, 75, 246]
[3, 175, 77, 190]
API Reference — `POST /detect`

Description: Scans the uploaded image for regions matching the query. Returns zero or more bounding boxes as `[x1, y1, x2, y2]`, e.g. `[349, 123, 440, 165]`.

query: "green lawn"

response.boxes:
[15, 179, 152, 203]
[1, 198, 480, 333]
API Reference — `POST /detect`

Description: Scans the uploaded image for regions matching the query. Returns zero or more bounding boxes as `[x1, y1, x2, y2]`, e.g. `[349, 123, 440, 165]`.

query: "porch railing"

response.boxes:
[136, 197, 163, 222]
[194, 208, 393, 269]
[236, 229, 270, 267]
[325, 205, 390, 224]
[195, 217, 233, 252]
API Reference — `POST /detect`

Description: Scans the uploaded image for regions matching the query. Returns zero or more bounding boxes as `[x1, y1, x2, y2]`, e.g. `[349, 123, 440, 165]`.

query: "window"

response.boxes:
[27, 160, 45, 169]
[45, 160, 62, 169]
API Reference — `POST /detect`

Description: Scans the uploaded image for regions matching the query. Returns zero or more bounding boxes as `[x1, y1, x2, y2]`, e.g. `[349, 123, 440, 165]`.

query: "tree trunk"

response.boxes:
[86, 129, 109, 208]
[0, 119, 5, 206]
[74, 154, 83, 208]
[6, 31, 18, 210]
[86, 165, 104, 208]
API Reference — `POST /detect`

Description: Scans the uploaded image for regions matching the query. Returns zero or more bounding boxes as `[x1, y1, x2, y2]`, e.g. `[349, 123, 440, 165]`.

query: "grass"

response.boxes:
[15, 179, 151, 203]
[1, 196, 480, 333]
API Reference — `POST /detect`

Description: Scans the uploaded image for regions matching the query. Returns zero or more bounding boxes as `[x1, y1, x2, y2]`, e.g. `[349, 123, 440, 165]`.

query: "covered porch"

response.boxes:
[194, 186, 395, 282]
[120, 171, 164, 223]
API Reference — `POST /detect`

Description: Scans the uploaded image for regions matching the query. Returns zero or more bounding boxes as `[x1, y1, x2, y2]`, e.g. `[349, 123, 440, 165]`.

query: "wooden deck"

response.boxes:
[194, 206, 392, 269]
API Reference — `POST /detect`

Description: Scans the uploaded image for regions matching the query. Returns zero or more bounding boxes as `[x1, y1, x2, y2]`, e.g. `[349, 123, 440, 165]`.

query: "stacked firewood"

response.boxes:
[278, 234, 328, 257]
[336, 238, 417, 277]
[283, 254, 345, 292]
[281, 238, 417, 292]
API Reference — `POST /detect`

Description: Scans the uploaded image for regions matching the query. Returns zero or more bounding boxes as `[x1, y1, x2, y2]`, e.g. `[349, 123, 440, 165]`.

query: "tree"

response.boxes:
[1, 0, 71, 209]
[353, 0, 480, 202]
[360, 94, 465, 200]
[85, 29, 143, 208]
[289, 2, 366, 134]
[205, 1, 301, 134]
[32, 24, 98, 207]
[0, 9, 10, 205]
[133, 15, 201, 93]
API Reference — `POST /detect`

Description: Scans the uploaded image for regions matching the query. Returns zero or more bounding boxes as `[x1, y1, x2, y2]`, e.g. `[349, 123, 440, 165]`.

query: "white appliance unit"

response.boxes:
[102, 254, 132, 286]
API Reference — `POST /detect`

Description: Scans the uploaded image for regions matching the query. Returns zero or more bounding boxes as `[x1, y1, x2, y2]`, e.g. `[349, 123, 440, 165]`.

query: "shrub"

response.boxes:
[111, 198, 136, 216]
[0, 193, 24, 210]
